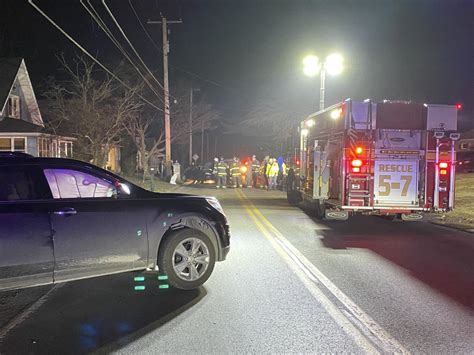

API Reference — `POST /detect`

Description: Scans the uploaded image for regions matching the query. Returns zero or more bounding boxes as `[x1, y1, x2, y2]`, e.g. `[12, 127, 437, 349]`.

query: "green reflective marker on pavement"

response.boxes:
[134, 285, 146, 291]
[158, 275, 168, 280]
[134, 276, 145, 282]
[159, 284, 169, 289]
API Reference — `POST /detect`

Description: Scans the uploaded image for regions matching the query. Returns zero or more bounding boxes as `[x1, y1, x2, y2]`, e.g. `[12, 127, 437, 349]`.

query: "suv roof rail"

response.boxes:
[0, 152, 34, 158]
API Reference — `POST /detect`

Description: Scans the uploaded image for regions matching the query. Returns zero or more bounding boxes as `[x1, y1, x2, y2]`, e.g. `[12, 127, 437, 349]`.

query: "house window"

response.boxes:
[460, 142, 469, 150]
[6, 95, 20, 119]
[0, 137, 26, 152]
[38, 137, 50, 157]
[58, 141, 73, 158]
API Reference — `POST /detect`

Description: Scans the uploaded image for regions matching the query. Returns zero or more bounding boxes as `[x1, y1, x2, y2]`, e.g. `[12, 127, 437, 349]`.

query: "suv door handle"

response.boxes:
[54, 207, 77, 216]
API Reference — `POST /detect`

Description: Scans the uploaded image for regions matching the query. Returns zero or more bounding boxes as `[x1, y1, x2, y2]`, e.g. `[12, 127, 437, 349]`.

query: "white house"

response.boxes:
[0, 58, 75, 157]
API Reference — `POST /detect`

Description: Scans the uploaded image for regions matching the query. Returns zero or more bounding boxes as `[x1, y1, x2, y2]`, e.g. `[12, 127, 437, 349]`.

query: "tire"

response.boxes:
[287, 190, 301, 206]
[313, 200, 326, 219]
[158, 228, 216, 290]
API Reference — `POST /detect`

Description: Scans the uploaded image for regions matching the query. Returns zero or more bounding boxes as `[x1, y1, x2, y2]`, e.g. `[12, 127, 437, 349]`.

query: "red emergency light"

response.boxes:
[455, 103, 462, 110]
[296, 160, 300, 166]
[355, 146, 363, 155]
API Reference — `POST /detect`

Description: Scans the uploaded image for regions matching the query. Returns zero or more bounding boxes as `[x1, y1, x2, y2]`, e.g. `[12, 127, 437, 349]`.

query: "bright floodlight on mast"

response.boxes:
[303, 53, 344, 110]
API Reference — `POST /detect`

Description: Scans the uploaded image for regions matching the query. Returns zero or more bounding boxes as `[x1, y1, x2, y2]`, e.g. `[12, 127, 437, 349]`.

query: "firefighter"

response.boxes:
[267, 158, 280, 190]
[215, 157, 228, 188]
[277, 156, 287, 191]
[260, 156, 269, 188]
[251, 155, 260, 188]
[230, 157, 242, 188]
[212, 157, 219, 186]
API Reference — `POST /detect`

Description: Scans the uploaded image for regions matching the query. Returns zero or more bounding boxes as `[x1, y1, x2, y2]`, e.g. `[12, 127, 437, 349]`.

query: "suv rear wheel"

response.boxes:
[158, 228, 216, 290]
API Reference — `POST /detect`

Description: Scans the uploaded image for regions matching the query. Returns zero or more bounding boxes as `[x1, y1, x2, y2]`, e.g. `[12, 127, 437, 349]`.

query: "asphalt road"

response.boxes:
[0, 186, 473, 354]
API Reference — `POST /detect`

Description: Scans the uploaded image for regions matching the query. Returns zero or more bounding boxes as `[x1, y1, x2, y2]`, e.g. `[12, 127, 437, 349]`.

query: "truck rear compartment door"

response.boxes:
[374, 160, 419, 207]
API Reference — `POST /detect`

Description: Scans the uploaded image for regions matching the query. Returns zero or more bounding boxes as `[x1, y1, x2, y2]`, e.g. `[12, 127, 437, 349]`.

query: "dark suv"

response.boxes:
[0, 153, 230, 291]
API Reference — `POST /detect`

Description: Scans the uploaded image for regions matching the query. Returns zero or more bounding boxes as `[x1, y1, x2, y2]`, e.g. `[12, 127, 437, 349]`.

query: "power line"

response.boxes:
[28, 0, 163, 111]
[81, 0, 164, 103]
[128, 0, 235, 90]
[128, 0, 297, 117]
[102, 0, 165, 93]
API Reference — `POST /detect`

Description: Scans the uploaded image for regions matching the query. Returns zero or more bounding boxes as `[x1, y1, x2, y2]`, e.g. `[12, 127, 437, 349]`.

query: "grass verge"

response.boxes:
[430, 173, 474, 232]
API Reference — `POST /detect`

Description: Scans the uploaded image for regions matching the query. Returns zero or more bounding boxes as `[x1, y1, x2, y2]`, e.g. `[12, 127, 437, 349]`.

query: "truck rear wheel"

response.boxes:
[287, 190, 302, 206]
[312, 200, 326, 219]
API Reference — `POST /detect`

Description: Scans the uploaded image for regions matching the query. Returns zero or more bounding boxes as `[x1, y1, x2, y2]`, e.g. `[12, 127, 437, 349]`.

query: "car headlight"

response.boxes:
[207, 198, 225, 215]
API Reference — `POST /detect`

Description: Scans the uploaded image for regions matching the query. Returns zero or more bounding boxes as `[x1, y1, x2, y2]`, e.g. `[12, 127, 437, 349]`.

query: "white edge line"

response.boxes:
[0, 283, 64, 341]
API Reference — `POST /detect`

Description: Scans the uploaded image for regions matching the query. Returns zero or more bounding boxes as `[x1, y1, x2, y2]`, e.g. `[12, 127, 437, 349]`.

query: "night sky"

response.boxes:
[1, 0, 473, 154]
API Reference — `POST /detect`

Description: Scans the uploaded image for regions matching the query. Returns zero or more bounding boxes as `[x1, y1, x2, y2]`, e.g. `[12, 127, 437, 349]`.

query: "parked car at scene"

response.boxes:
[0, 152, 230, 291]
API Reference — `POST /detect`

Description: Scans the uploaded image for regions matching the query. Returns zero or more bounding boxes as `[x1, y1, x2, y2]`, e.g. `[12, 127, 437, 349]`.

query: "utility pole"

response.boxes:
[188, 87, 200, 165]
[148, 16, 182, 163]
[201, 121, 204, 165]
[189, 87, 193, 165]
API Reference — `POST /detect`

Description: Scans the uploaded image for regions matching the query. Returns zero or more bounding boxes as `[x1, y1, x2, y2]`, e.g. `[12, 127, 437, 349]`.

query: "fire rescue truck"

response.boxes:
[287, 99, 459, 220]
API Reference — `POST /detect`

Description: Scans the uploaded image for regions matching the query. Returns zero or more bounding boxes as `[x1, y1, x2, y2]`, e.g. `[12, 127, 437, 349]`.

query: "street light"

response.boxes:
[303, 53, 344, 110]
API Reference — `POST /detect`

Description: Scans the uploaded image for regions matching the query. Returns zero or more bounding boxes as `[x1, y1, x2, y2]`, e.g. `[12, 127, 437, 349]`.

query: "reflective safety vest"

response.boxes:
[281, 162, 288, 176]
[231, 162, 241, 177]
[268, 162, 279, 177]
[217, 162, 228, 176]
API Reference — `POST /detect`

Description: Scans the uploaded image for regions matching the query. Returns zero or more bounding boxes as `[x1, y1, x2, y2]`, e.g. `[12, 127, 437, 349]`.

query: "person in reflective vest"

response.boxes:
[260, 156, 269, 188]
[277, 156, 287, 191]
[230, 157, 242, 188]
[251, 155, 260, 188]
[267, 158, 280, 190]
[215, 157, 228, 188]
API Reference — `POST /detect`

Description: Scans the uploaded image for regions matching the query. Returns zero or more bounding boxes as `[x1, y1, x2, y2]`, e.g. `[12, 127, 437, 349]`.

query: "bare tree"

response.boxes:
[123, 90, 219, 181]
[43, 54, 143, 167]
[241, 102, 305, 142]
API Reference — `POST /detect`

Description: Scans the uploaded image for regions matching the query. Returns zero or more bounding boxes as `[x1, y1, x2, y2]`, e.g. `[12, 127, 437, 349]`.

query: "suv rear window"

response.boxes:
[0, 166, 40, 201]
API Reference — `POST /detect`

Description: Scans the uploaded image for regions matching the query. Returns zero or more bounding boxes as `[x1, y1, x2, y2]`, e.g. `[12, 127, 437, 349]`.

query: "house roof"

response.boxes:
[0, 58, 43, 126]
[0, 58, 22, 112]
[0, 117, 44, 133]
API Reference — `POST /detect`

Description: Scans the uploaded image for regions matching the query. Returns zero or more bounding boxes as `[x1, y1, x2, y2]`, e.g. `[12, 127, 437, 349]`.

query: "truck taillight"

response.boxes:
[439, 162, 448, 176]
[351, 159, 363, 173]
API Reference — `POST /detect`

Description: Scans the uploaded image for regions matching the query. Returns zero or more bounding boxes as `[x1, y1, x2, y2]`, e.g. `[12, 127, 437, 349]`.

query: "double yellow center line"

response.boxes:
[234, 188, 409, 355]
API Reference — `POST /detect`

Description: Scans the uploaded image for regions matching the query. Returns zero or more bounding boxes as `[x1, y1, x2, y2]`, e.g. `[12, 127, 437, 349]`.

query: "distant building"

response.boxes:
[456, 129, 474, 153]
[0, 58, 75, 157]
